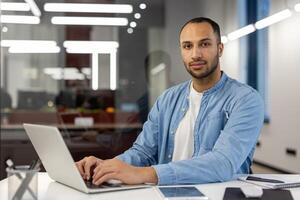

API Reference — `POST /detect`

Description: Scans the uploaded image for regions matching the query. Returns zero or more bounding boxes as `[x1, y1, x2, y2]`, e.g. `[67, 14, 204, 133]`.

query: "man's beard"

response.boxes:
[185, 54, 219, 80]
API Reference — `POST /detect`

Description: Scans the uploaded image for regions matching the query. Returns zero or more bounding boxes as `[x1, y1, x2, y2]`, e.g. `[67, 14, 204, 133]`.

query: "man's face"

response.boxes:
[180, 22, 223, 80]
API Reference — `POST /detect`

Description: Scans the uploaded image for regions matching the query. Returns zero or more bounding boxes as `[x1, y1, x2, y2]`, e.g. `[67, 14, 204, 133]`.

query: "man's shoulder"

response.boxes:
[226, 76, 257, 93]
[224, 76, 262, 102]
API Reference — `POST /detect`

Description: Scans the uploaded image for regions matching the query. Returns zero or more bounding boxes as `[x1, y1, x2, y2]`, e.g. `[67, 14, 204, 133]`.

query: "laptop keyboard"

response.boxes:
[85, 180, 122, 189]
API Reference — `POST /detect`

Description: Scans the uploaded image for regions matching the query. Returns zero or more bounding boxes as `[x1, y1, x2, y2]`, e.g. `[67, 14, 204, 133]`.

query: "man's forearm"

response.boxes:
[138, 166, 158, 184]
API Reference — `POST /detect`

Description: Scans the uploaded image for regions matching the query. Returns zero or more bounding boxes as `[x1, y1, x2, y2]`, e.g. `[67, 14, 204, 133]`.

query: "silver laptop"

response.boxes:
[23, 123, 149, 193]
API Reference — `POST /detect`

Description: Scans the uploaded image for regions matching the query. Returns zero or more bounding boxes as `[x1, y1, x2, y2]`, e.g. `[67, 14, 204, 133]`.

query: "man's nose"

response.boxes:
[191, 47, 202, 60]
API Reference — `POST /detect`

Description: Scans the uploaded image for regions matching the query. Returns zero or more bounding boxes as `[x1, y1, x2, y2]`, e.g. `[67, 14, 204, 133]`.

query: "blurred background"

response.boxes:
[0, 0, 300, 179]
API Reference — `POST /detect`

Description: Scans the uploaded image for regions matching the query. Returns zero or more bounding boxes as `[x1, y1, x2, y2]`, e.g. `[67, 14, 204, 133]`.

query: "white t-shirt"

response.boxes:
[172, 83, 203, 161]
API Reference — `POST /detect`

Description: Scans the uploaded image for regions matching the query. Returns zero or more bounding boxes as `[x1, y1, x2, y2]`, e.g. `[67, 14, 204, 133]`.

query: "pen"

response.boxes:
[246, 176, 285, 183]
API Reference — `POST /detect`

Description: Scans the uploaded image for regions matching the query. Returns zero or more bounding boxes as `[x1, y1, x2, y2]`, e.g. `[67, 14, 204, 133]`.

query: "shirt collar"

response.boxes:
[185, 71, 228, 98]
[203, 71, 228, 95]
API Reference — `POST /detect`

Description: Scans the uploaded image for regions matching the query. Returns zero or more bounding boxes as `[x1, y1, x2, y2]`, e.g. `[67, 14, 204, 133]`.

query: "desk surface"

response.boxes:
[1, 173, 300, 200]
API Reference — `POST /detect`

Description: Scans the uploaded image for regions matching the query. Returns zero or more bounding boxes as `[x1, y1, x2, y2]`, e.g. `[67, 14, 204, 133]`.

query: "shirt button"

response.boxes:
[168, 154, 172, 159]
[181, 108, 185, 112]
[171, 131, 174, 135]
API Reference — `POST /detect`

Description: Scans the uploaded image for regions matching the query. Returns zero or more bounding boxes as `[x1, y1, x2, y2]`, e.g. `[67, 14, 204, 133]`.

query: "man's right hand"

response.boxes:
[75, 156, 102, 181]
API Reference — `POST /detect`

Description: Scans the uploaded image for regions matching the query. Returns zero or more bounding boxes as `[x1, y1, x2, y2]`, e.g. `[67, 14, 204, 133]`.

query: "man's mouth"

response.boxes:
[189, 61, 207, 69]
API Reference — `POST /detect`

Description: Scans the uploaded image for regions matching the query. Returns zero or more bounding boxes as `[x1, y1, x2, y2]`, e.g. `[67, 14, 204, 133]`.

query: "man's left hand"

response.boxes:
[92, 158, 158, 185]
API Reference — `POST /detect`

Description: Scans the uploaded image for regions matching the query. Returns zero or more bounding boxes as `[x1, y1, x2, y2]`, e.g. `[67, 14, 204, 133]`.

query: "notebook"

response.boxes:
[238, 174, 300, 189]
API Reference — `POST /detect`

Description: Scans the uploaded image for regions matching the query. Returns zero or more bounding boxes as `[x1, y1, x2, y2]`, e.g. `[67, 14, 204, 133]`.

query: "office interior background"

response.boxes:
[0, 0, 300, 179]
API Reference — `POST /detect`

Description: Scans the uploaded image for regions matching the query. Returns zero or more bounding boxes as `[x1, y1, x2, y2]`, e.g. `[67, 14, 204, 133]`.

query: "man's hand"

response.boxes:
[92, 158, 158, 185]
[75, 156, 102, 180]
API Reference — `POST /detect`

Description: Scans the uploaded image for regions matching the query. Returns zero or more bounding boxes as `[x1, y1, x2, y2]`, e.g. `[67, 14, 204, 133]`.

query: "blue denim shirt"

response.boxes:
[117, 72, 264, 185]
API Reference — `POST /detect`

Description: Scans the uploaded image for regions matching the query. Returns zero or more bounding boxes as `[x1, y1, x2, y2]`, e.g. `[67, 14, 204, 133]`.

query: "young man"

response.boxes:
[76, 17, 264, 185]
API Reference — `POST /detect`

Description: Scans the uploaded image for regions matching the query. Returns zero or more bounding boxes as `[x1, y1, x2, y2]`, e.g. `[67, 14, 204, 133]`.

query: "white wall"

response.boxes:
[254, 0, 300, 172]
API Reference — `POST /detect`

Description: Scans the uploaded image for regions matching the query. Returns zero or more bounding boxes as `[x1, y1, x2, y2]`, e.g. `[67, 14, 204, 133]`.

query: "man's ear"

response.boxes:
[218, 43, 224, 57]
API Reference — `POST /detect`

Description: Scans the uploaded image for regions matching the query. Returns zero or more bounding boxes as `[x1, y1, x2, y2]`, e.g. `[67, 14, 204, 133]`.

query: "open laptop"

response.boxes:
[23, 123, 150, 193]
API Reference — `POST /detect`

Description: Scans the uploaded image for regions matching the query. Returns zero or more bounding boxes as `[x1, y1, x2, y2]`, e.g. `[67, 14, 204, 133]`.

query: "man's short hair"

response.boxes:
[180, 17, 221, 43]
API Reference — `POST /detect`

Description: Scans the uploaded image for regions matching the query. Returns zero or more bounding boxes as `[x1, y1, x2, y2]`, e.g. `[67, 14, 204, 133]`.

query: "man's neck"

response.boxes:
[192, 69, 222, 93]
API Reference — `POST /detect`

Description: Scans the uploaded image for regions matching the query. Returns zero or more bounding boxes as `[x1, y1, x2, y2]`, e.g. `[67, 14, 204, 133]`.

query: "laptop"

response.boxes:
[23, 123, 150, 193]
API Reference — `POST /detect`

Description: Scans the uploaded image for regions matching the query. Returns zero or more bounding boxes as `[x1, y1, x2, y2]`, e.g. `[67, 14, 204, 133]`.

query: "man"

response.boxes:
[76, 17, 264, 186]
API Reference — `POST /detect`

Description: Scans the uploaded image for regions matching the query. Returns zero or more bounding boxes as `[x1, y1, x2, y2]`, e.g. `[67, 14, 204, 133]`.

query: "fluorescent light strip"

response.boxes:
[295, 3, 300, 12]
[9, 46, 60, 53]
[44, 68, 79, 75]
[64, 41, 119, 49]
[24, 0, 41, 17]
[52, 73, 85, 80]
[1, 40, 57, 47]
[44, 3, 133, 14]
[51, 16, 128, 26]
[110, 51, 117, 90]
[151, 63, 166, 75]
[66, 48, 115, 54]
[0, 15, 40, 24]
[221, 36, 228, 44]
[92, 53, 99, 90]
[255, 9, 292, 29]
[82, 68, 91, 76]
[64, 41, 119, 54]
[228, 24, 255, 41]
[0, 2, 30, 11]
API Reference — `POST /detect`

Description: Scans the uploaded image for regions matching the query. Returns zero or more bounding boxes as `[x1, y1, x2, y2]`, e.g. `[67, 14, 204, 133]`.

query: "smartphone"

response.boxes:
[157, 186, 209, 200]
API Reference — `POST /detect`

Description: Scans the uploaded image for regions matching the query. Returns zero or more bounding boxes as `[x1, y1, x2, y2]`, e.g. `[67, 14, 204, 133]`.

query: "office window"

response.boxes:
[239, 0, 270, 122]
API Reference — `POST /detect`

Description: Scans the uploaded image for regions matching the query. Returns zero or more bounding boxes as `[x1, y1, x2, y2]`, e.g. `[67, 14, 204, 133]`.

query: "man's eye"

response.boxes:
[200, 42, 211, 47]
[183, 44, 192, 49]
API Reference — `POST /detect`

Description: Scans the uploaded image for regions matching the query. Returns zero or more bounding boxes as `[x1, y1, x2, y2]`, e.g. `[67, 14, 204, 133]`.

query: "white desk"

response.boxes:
[1, 173, 300, 200]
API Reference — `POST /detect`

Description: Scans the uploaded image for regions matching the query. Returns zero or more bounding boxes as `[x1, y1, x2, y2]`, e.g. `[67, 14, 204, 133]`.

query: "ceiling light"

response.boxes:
[110, 51, 117, 90]
[24, 0, 41, 17]
[92, 53, 99, 90]
[139, 3, 147, 10]
[64, 41, 119, 49]
[151, 63, 166, 75]
[0, 15, 40, 24]
[44, 3, 133, 13]
[44, 68, 79, 75]
[64, 41, 119, 54]
[255, 9, 292, 29]
[81, 68, 91, 76]
[66, 48, 117, 54]
[295, 3, 300, 12]
[0, 2, 30, 11]
[221, 36, 228, 44]
[9, 46, 60, 53]
[130, 21, 137, 28]
[1, 40, 57, 47]
[51, 73, 85, 80]
[228, 24, 255, 41]
[2, 26, 8, 33]
[51, 16, 128, 26]
[127, 28, 133, 34]
[134, 13, 141, 19]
